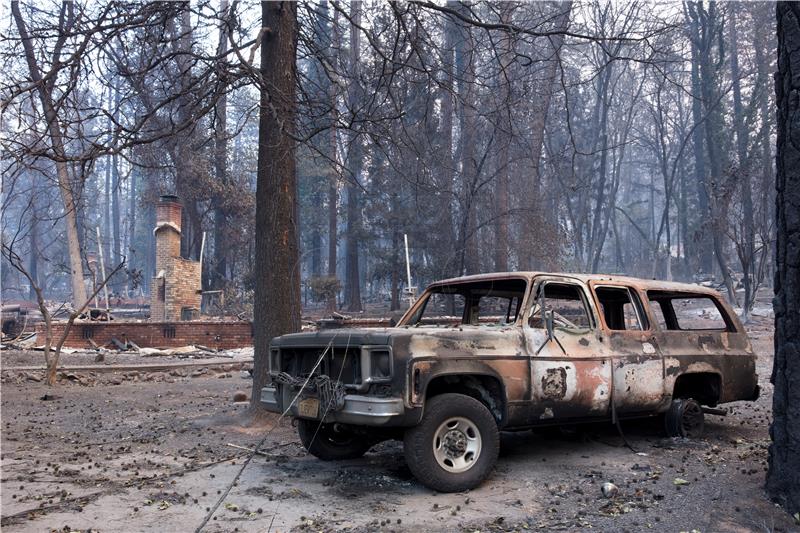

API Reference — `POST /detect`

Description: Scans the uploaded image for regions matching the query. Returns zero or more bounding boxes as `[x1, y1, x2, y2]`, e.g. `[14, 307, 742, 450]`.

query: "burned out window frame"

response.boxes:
[591, 284, 651, 332]
[400, 277, 529, 327]
[525, 278, 598, 332]
[645, 290, 737, 333]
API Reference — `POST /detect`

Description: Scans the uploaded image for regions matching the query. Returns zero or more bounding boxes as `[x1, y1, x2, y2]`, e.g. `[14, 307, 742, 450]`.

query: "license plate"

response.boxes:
[297, 397, 319, 419]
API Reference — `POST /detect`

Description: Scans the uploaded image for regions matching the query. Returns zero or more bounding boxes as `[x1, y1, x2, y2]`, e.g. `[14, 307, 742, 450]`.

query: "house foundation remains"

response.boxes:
[36, 195, 253, 350]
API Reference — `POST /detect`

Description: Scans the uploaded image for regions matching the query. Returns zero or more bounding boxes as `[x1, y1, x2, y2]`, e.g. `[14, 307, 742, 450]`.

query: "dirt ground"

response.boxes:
[1, 315, 798, 533]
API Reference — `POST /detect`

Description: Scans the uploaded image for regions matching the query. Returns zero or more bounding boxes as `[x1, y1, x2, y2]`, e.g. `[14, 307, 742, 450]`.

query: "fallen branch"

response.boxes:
[226, 443, 269, 456]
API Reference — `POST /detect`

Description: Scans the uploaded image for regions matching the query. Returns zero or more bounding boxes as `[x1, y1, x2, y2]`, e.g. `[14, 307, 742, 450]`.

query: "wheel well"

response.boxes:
[425, 374, 506, 425]
[673, 372, 721, 406]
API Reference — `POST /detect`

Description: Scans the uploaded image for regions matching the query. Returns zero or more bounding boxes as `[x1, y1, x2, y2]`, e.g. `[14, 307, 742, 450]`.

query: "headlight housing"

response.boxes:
[269, 348, 280, 373]
[361, 346, 393, 383]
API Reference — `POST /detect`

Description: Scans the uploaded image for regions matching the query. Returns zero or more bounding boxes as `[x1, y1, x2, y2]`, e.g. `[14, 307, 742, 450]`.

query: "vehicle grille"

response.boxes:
[278, 347, 361, 385]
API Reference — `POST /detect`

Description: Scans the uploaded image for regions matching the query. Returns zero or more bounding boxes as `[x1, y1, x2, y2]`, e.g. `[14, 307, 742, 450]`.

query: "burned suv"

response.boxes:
[261, 272, 759, 492]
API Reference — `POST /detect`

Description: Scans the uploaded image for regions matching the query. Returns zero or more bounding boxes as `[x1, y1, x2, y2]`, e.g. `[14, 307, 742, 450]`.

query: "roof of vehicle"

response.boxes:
[429, 271, 723, 297]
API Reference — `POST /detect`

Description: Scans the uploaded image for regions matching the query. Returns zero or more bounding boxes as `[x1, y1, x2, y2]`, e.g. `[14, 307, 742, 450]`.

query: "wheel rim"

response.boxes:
[680, 402, 704, 437]
[432, 416, 482, 473]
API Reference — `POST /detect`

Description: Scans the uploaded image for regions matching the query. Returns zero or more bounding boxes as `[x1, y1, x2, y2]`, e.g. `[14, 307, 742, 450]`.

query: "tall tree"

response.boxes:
[455, 4, 479, 275]
[493, 2, 514, 273]
[767, 1, 800, 516]
[685, 2, 713, 276]
[212, 0, 231, 287]
[520, 1, 571, 270]
[11, 2, 88, 307]
[344, 0, 364, 311]
[251, 0, 301, 408]
[326, 2, 341, 313]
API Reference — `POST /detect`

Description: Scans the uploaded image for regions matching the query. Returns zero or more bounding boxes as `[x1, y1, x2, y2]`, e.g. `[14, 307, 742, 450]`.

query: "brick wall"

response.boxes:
[39, 320, 253, 350]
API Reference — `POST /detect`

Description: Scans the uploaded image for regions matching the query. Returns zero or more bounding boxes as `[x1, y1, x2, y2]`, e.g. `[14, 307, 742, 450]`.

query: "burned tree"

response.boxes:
[767, 1, 800, 517]
[251, 1, 302, 408]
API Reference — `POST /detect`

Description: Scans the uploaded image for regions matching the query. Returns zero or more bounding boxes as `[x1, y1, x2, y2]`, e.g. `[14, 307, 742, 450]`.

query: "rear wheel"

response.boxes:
[297, 419, 372, 460]
[404, 393, 499, 492]
[664, 398, 704, 438]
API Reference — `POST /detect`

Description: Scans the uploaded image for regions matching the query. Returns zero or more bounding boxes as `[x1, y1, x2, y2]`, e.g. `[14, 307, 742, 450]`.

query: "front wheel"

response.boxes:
[664, 398, 704, 438]
[404, 393, 499, 492]
[297, 419, 372, 460]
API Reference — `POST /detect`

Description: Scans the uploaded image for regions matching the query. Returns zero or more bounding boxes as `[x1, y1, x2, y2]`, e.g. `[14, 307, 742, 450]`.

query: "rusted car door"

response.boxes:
[523, 277, 612, 422]
[588, 281, 666, 414]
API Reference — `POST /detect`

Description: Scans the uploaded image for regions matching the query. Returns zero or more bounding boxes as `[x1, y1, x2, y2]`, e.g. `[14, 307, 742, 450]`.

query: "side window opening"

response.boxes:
[594, 286, 648, 331]
[529, 282, 593, 331]
[647, 291, 733, 332]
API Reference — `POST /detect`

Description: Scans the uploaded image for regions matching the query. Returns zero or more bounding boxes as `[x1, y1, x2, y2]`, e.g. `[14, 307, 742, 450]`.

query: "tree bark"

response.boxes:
[767, 2, 800, 515]
[251, 0, 301, 409]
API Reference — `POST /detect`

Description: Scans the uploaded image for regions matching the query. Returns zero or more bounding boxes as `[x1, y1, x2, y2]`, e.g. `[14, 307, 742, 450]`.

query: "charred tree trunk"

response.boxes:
[28, 206, 40, 301]
[686, 4, 713, 275]
[127, 155, 138, 297]
[327, 159, 338, 311]
[173, 4, 202, 260]
[689, 2, 737, 303]
[104, 149, 112, 275]
[251, 0, 301, 410]
[493, 2, 514, 273]
[730, 5, 756, 317]
[432, 4, 458, 279]
[212, 0, 230, 287]
[390, 230, 400, 311]
[767, 2, 800, 515]
[586, 65, 612, 273]
[326, 5, 340, 313]
[456, 6, 479, 275]
[344, 1, 363, 312]
[521, 1, 571, 270]
[111, 87, 122, 294]
[756, 11, 775, 289]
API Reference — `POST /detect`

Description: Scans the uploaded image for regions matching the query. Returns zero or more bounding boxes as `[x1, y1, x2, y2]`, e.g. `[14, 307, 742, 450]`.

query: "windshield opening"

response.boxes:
[400, 279, 528, 327]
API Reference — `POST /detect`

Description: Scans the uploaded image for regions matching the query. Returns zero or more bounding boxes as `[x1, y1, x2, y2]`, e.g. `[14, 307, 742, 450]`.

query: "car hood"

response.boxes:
[271, 325, 523, 358]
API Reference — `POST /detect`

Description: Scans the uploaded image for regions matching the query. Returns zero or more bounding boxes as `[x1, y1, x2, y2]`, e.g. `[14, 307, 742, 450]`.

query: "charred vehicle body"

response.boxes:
[261, 272, 759, 492]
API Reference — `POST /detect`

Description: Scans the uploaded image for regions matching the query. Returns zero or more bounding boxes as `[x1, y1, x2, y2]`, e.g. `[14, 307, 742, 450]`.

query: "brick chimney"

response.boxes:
[155, 194, 182, 263]
[151, 195, 202, 321]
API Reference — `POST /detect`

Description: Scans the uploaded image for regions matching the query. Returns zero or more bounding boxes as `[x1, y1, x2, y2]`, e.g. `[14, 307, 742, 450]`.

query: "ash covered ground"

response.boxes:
[1, 314, 797, 532]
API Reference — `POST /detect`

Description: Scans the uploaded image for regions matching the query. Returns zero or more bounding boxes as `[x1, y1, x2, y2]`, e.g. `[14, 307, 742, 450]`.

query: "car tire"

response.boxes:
[404, 393, 499, 493]
[297, 419, 372, 460]
[664, 398, 704, 438]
